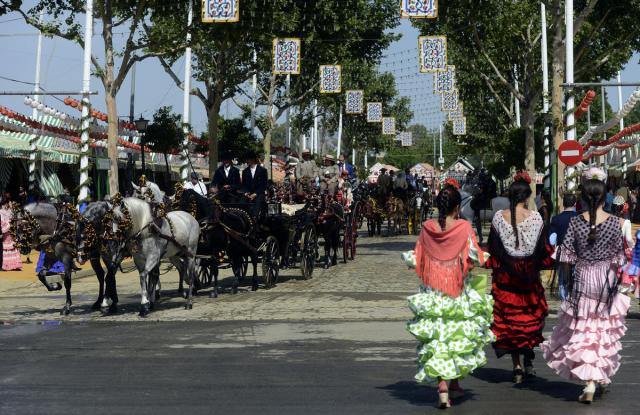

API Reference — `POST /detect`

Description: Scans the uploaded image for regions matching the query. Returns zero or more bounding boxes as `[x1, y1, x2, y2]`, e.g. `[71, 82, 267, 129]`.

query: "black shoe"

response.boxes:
[513, 368, 524, 384]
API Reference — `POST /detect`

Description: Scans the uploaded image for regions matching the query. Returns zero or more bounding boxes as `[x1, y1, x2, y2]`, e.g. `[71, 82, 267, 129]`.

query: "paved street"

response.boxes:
[1, 233, 640, 414]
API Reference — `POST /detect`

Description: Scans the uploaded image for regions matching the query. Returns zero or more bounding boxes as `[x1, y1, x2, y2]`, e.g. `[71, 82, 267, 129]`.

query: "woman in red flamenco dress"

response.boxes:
[486, 173, 554, 383]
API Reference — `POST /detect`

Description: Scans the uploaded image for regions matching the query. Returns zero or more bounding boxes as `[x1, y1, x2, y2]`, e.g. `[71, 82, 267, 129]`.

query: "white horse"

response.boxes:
[131, 180, 166, 204]
[110, 197, 200, 316]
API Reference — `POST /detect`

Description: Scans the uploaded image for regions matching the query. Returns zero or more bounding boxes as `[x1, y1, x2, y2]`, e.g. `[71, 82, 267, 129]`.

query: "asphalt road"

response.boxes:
[1, 233, 640, 414]
[1, 319, 639, 415]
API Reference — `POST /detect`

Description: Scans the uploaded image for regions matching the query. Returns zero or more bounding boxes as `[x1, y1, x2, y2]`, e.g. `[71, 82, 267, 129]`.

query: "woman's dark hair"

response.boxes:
[542, 189, 553, 213]
[582, 179, 607, 243]
[509, 180, 532, 248]
[436, 185, 462, 231]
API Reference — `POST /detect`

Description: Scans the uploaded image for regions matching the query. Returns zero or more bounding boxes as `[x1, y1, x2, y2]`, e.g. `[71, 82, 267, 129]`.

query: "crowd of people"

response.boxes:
[405, 167, 635, 408]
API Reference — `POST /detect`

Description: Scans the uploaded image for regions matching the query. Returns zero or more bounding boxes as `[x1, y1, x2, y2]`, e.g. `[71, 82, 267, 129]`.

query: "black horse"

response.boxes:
[179, 189, 259, 296]
[318, 200, 343, 267]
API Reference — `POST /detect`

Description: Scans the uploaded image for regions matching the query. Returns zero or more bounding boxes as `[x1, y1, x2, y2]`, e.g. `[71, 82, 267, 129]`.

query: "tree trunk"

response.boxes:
[523, 101, 537, 200]
[551, 14, 566, 207]
[207, 92, 223, 179]
[262, 75, 278, 180]
[106, 92, 119, 196]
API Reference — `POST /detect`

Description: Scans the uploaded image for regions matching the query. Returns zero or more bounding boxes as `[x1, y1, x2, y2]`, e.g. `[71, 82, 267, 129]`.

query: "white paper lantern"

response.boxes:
[30, 100, 39, 109]
[24, 96, 32, 105]
[37, 103, 44, 111]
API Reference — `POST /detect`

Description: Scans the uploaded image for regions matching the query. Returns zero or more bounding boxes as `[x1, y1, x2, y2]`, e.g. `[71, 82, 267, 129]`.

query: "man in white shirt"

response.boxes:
[184, 172, 207, 196]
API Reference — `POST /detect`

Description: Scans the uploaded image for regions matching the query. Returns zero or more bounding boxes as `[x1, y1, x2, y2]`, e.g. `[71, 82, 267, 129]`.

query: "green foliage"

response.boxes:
[146, 106, 182, 155]
[199, 118, 259, 157]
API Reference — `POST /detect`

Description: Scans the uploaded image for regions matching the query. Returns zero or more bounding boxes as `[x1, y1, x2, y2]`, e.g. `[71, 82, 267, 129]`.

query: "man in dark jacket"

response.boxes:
[212, 151, 241, 202]
[549, 193, 578, 245]
[241, 151, 268, 217]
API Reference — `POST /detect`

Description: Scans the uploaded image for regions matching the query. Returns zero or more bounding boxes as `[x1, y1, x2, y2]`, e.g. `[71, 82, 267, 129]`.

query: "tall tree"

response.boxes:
[2, 0, 185, 195]
[146, 106, 182, 182]
[414, 0, 640, 194]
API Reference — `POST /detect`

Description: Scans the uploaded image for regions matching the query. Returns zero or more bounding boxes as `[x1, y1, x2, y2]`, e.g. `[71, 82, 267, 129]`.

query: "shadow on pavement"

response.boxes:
[378, 380, 477, 407]
[472, 367, 581, 401]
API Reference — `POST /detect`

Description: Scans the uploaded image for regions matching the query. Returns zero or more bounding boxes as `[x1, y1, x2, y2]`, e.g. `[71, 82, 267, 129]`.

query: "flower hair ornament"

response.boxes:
[513, 171, 532, 184]
[582, 166, 607, 182]
[443, 178, 461, 189]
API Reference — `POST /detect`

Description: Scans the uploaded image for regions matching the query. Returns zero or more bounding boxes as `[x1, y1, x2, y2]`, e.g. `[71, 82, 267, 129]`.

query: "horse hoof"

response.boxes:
[107, 304, 118, 314]
[139, 304, 150, 317]
[184, 303, 193, 310]
[149, 302, 155, 311]
[209, 291, 218, 299]
[233, 285, 239, 294]
[91, 301, 102, 311]
[323, 263, 329, 269]
[60, 306, 71, 316]
[251, 284, 258, 292]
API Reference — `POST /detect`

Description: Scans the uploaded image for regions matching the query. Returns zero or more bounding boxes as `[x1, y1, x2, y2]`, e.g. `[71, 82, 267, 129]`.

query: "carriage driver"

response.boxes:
[184, 172, 207, 197]
[241, 150, 268, 217]
[320, 154, 339, 196]
[295, 149, 319, 187]
[212, 151, 241, 202]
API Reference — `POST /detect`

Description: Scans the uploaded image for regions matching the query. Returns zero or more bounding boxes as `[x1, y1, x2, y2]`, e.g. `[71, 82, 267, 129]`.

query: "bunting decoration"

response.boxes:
[448, 102, 464, 121]
[319, 65, 342, 94]
[419, 36, 447, 73]
[400, 0, 438, 19]
[367, 103, 383, 122]
[345, 90, 364, 114]
[441, 89, 459, 112]
[382, 117, 396, 135]
[453, 117, 467, 135]
[201, 0, 240, 23]
[272, 38, 301, 75]
[434, 65, 455, 94]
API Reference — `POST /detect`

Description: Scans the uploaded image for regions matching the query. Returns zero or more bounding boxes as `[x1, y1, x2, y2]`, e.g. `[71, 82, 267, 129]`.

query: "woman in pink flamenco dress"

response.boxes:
[0, 195, 23, 271]
[541, 170, 630, 404]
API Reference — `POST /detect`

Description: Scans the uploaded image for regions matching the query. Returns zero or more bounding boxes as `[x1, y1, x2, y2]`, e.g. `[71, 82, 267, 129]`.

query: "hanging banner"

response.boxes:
[441, 89, 459, 112]
[382, 117, 396, 135]
[319, 65, 342, 94]
[419, 35, 447, 73]
[448, 101, 464, 121]
[400, 0, 438, 19]
[367, 103, 383, 122]
[434, 65, 455, 94]
[453, 117, 467, 135]
[345, 90, 364, 114]
[201, 0, 240, 23]
[272, 38, 301, 75]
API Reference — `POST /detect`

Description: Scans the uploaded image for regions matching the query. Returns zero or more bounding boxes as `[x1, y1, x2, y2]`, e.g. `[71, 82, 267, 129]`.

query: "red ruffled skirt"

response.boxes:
[491, 269, 548, 358]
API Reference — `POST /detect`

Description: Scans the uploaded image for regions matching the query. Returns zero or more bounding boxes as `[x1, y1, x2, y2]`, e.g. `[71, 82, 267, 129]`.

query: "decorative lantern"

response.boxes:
[434, 65, 455, 94]
[400, 0, 438, 19]
[382, 117, 396, 135]
[441, 89, 459, 112]
[367, 103, 383, 122]
[272, 38, 301, 75]
[345, 90, 364, 114]
[419, 35, 447, 73]
[319, 65, 341, 94]
[452, 117, 467, 135]
[201, 0, 239, 23]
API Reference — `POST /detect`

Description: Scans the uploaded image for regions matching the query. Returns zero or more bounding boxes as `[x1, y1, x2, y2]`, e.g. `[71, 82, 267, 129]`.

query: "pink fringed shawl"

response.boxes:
[414, 219, 485, 298]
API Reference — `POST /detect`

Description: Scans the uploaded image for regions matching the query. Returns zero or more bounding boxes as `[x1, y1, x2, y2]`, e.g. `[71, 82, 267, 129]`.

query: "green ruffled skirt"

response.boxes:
[407, 275, 495, 383]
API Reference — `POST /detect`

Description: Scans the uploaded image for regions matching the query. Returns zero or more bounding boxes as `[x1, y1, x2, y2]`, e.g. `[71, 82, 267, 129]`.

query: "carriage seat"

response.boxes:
[281, 204, 307, 216]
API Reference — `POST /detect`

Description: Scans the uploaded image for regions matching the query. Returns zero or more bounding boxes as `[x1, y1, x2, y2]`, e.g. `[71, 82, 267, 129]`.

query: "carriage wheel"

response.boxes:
[350, 215, 358, 259]
[195, 257, 212, 288]
[261, 236, 280, 288]
[301, 225, 316, 280]
[342, 217, 351, 264]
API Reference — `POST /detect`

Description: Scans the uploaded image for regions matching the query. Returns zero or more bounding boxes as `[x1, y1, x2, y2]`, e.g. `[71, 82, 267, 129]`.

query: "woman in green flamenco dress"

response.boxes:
[403, 180, 494, 409]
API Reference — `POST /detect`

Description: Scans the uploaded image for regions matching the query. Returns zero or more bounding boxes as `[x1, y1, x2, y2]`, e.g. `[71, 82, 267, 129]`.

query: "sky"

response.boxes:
[0, 4, 638, 136]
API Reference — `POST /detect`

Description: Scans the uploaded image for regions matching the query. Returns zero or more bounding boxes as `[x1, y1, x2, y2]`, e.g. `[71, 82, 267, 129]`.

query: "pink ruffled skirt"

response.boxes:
[541, 265, 629, 384]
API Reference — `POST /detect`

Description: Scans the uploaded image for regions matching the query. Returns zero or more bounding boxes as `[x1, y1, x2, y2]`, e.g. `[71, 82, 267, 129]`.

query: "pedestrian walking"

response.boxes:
[549, 193, 579, 300]
[404, 179, 494, 408]
[0, 194, 22, 271]
[486, 172, 554, 383]
[541, 168, 631, 404]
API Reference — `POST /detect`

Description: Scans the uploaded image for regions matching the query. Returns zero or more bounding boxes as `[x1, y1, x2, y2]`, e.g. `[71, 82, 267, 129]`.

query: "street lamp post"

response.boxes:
[135, 115, 149, 177]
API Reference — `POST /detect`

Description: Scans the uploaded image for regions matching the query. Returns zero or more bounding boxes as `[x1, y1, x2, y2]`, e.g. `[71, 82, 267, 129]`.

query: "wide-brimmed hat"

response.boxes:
[302, 149, 311, 155]
[324, 154, 335, 161]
